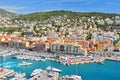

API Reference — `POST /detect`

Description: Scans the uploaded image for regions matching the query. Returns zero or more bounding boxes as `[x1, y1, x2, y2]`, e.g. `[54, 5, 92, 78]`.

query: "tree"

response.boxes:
[86, 34, 92, 40]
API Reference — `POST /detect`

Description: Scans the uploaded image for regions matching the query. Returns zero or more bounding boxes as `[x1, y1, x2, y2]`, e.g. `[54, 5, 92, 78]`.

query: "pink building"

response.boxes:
[34, 41, 50, 52]
[78, 40, 89, 50]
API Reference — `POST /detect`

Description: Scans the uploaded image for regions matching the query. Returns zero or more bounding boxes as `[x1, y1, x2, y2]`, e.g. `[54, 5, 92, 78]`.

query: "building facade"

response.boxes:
[50, 42, 87, 56]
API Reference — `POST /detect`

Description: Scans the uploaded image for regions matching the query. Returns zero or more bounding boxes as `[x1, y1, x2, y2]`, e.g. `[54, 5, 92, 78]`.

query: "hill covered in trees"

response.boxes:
[1, 9, 120, 33]
[15, 10, 120, 31]
[18, 10, 120, 21]
[0, 8, 18, 18]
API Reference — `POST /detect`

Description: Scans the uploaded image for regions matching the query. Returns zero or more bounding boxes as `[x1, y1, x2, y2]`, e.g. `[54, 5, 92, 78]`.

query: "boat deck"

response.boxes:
[29, 70, 59, 80]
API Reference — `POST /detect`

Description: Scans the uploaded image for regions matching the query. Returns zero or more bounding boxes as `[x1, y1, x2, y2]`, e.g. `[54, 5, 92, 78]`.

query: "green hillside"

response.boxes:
[18, 10, 120, 21]
[0, 8, 17, 17]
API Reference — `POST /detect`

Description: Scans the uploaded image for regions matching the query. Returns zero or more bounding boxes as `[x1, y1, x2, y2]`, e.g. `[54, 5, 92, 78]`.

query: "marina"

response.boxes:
[0, 55, 120, 80]
[0, 46, 120, 80]
[0, 1, 120, 80]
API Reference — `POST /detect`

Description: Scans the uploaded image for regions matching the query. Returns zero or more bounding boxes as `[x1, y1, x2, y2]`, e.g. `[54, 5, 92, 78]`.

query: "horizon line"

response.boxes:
[0, 8, 120, 15]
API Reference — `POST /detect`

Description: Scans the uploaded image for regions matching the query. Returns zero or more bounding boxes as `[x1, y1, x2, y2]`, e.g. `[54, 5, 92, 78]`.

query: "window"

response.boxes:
[60, 45, 64, 51]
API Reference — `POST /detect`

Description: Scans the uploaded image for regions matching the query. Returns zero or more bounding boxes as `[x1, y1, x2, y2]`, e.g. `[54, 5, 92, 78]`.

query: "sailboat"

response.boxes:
[0, 54, 4, 72]
[46, 66, 62, 80]
[71, 64, 82, 80]
[61, 62, 82, 80]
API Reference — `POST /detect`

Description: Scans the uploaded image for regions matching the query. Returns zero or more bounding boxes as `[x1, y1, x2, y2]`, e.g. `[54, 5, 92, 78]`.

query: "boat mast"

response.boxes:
[76, 64, 78, 75]
[0, 54, 4, 71]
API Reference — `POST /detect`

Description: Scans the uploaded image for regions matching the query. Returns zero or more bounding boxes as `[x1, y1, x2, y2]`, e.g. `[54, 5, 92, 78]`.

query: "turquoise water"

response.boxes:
[0, 56, 120, 80]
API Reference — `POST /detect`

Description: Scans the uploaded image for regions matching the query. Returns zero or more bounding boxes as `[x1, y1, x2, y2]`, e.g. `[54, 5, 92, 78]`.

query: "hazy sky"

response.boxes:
[0, 0, 120, 14]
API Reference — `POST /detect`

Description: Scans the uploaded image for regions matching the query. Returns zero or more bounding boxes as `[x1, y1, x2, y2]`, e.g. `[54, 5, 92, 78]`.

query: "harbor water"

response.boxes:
[0, 56, 120, 80]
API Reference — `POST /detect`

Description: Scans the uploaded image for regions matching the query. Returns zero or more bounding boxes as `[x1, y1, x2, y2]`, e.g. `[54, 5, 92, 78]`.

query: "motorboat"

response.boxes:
[61, 75, 82, 80]
[41, 58, 46, 61]
[30, 69, 43, 77]
[19, 61, 32, 66]
[46, 66, 62, 73]
[10, 72, 26, 80]
[70, 75, 82, 80]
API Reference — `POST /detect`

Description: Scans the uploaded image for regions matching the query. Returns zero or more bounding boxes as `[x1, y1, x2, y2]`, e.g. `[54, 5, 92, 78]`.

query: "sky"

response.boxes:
[0, 0, 120, 14]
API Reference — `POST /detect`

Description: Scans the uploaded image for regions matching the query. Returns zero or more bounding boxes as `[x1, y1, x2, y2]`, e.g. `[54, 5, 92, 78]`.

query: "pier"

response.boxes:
[59, 56, 105, 65]
[105, 57, 120, 61]
[0, 68, 14, 79]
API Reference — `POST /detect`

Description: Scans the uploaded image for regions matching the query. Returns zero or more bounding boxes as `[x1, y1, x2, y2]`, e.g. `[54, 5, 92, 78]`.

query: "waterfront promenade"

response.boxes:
[0, 52, 120, 80]
[0, 45, 120, 65]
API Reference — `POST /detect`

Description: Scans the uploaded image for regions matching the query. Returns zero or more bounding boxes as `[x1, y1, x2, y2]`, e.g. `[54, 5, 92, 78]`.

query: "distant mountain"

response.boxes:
[0, 8, 18, 18]
[0, 9, 120, 20]
[18, 10, 120, 21]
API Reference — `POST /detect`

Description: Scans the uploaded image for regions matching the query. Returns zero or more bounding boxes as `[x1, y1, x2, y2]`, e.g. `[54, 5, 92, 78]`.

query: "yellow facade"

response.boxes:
[97, 44, 106, 51]
[0, 38, 5, 42]
[25, 42, 30, 48]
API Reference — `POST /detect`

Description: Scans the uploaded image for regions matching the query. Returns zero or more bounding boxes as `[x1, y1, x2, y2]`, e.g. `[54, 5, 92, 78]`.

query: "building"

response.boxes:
[8, 39, 29, 49]
[50, 41, 87, 56]
[77, 40, 89, 50]
[34, 41, 50, 52]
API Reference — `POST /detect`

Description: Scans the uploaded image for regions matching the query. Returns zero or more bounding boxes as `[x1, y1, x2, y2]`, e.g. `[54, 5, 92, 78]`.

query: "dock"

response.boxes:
[0, 68, 14, 79]
[105, 57, 120, 61]
[59, 56, 105, 65]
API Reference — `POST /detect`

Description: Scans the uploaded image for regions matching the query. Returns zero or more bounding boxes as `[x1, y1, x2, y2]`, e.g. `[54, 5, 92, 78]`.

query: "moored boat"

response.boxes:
[30, 69, 43, 77]
[19, 61, 32, 66]
[46, 66, 62, 73]
[10, 72, 26, 80]
[61, 75, 82, 80]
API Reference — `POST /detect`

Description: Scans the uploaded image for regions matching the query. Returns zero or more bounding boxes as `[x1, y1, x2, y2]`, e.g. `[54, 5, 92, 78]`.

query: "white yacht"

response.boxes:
[19, 61, 32, 66]
[30, 69, 43, 77]
[41, 58, 46, 61]
[46, 66, 62, 73]
[70, 75, 82, 80]
[10, 72, 26, 80]
[62, 75, 82, 80]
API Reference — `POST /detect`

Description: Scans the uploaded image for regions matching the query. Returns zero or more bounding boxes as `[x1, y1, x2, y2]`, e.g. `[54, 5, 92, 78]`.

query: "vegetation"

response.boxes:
[14, 10, 120, 31]
[0, 27, 22, 34]
[0, 9, 120, 36]
[0, 8, 18, 17]
[86, 34, 92, 40]
[113, 39, 120, 46]
[17, 10, 120, 21]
